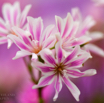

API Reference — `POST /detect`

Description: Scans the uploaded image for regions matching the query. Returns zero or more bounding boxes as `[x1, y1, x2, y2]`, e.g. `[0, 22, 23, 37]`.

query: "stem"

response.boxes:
[38, 87, 44, 103]
[23, 57, 37, 84]
[23, 57, 44, 103]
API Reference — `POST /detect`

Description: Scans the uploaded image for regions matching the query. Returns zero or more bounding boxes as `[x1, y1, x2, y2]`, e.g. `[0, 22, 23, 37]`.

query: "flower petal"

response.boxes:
[62, 76, 80, 101]
[63, 46, 80, 64]
[31, 53, 38, 61]
[62, 13, 73, 38]
[53, 74, 62, 101]
[40, 49, 56, 66]
[55, 41, 63, 63]
[71, 8, 82, 21]
[85, 44, 104, 57]
[13, 50, 31, 60]
[12, 27, 32, 47]
[42, 36, 56, 49]
[82, 69, 97, 77]
[89, 32, 104, 42]
[70, 36, 91, 46]
[8, 34, 31, 51]
[2, 3, 12, 23]
[32, 61, 54, 74]
[32, 74, 55, 89]
[40, 25, 55, 44]
[0, 18, 7, 30]
[65, 51, 90, 68]
[12, 2, 20, 25]
[55, 15, 63, 34]
[20, 4, 31, 27]
[7, 39, 13, 49]
[0, 36, 7, 44]
[77, 16, 96, 37]
[33, 17, 43, 41]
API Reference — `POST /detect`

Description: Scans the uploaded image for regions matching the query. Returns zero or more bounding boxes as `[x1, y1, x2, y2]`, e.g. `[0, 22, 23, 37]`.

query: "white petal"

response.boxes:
[82, 69, 97, 77]
[13, 50, 31, 60]
[7, 39, 13, 49]
[85, 44, 104, 57]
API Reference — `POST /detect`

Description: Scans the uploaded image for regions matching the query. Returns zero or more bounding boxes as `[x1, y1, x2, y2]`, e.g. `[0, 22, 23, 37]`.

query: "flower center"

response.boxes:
[9, 30, 18, 36]
[32, 46, 42, 54]
[55, 64, 65, 74]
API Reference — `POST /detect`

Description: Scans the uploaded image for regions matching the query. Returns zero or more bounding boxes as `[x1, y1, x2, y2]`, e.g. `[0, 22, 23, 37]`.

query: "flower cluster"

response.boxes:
[0, 2, 104, 102]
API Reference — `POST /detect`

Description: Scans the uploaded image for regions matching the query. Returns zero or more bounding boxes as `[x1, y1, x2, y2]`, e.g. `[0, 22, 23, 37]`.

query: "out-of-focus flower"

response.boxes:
[0, 2, 31, 48]
[55, 13, 91, 55]
[8, 17, 56, 60]
[71, 8, 104, 57]
[92, 0, 104, 6]
[32, 42, 96, 101]
[17, 80, 54, 103]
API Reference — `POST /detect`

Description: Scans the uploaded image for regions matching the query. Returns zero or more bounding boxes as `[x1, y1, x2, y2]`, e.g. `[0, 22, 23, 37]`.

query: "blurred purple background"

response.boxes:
[0, 0, 104, 103]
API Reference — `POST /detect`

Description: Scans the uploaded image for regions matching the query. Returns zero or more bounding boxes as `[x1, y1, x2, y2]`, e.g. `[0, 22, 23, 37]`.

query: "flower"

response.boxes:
[8, 16, 56, 60]
[55, 13, 92, 54]
[71, 8, 104, 57]
[0, 2, 31, 48]
[32, 42, 96, 101]
[92, 0, 104, 6]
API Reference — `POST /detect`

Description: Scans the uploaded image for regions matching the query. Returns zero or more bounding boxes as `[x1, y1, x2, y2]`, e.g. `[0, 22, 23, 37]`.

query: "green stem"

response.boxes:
[23, 57, 44, 103]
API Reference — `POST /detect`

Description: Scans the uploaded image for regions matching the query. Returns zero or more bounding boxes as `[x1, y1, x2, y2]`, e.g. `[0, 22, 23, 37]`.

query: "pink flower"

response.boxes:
[32, 42, 96, 101]
[8, 17, 56, 60]
[0, 2, 31, 48]
[92, 0, 104, 6]
[71, 8, 104, 57]
[55, 13, 92, 53]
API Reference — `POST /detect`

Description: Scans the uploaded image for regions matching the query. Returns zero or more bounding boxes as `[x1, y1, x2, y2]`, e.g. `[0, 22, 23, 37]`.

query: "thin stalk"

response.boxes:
[23, 56, 44, 103]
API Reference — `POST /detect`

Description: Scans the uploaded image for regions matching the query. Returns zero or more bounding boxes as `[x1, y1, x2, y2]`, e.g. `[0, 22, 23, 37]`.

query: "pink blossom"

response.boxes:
[32, 42, 96, 101]
[8, 17, 56, 60]
[92, 0, 104, 6]
[71, 8, 104, 57]
[55, 13, 92, 57]
[0, 2, 31, 48]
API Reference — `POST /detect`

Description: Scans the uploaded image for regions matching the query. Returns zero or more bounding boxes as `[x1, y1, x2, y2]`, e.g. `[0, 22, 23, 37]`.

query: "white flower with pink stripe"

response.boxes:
[55, 13, 92, 53]
[8, 17, 56, 60]
[0, 2, 31, 48]
[32, 42, 96, 101]
[71, 8, 104, 57]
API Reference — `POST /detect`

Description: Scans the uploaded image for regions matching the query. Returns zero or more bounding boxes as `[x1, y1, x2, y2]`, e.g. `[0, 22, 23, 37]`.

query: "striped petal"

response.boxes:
[32, 62, 54, 74]
[42, 36, 56, 49]
[40, 25, 55, 44]
[32, 74, 55, 89]
[2, 3, 12, 23]
[55, 15, 63, 34]
[12, 2, 20, 25]
[65, 52, 90, 68]
[62, 13, 73, 38]
[71, 8, 82, 21]
[0, 37, 7, 44]
[63, 46, 80, 64]
[55, 41, 63, 63]
[12, 27, 32, 47]
[33, 17, 43, 41]
[53, 74, 62, 101]
[19, 4, 31, 27]
[62, 76, 80, 101]
[8, 34, 31, 51]
[40, 49, 56, 66]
